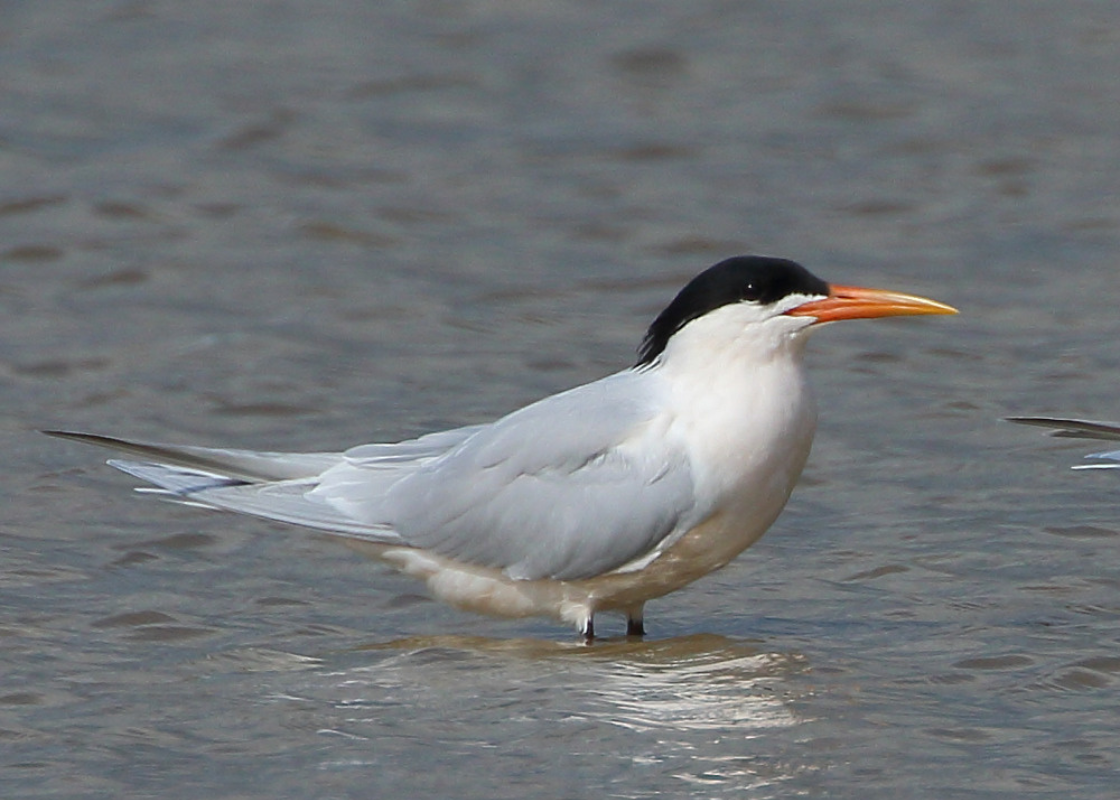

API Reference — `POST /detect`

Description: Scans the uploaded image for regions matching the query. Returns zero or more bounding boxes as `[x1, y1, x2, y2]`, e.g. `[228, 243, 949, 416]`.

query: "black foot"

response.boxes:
[626, 618, 645, 637]
[580, 617, 594, 642]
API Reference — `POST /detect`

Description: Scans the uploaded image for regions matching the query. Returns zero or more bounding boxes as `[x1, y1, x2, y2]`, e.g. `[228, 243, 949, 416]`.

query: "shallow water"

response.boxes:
[4, 2, 1120, 797]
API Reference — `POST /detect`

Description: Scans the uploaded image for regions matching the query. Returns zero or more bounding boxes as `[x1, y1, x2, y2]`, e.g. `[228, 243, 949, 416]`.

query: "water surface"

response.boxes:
[4, 2, 1120, 797]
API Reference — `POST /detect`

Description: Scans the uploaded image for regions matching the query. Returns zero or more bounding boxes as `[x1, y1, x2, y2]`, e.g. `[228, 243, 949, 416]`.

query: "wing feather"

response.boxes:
[315, 370, 699, 581]
[44, 431, 340, 481]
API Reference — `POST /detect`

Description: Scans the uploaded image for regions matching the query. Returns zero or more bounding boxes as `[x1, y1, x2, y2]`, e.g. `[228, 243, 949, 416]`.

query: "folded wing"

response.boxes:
[313, 370, 699, 581]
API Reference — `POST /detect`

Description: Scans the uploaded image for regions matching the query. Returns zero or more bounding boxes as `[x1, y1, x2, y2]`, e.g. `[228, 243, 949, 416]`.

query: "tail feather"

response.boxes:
[109, 459, 401, 538]
[108, 459, 249, 495]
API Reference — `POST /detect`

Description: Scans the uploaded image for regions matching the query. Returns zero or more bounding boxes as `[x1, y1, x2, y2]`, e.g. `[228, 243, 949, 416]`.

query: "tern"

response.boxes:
[1008, 417, 1120, 471]
[47, 256, 956, 638]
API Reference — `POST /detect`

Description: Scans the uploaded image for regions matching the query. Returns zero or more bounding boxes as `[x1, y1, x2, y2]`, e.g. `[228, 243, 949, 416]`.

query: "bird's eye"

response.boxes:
[741, 282, 761, 302]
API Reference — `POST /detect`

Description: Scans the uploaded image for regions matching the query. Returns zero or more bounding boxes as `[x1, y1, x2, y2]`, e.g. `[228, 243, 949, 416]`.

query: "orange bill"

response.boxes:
[786, 284, 957, 323]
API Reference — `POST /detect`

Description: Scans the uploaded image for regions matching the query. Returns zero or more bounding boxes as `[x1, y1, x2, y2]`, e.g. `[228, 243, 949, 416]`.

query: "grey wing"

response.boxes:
[313, 370, 698, 581]
[343, 424, 489, 464]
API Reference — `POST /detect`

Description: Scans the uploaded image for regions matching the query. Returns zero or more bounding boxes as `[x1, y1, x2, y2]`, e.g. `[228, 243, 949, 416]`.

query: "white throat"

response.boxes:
[653, 304, 819, 535]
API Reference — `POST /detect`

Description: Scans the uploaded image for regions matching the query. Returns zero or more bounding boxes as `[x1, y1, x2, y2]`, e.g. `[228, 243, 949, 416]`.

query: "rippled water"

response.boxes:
[4, 2, 1120, 798]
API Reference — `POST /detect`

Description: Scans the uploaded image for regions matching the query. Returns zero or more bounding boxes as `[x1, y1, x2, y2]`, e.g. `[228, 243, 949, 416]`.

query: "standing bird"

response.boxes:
[48, 256, 956, 638]
[1008, 417, 1120, 471]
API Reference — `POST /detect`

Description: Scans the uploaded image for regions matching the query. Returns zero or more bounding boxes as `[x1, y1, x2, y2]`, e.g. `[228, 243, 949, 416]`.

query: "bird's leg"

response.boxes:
[580, 615, 595, 642]
[625, 604, 645, 637]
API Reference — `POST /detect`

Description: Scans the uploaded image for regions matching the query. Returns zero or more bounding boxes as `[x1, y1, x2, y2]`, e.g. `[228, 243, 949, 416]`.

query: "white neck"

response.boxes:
[654, 306, 819, 525]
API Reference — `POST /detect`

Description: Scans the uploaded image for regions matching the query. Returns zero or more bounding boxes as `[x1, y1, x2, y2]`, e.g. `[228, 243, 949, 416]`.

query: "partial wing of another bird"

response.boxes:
[1074, 451, 1120, 470]
[1008, 417, 1120, 441]
[1008, 416, 1120, 471]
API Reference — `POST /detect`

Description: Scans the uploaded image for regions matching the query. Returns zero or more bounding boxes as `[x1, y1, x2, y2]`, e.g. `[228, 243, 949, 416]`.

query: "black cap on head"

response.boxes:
[637, 256, 828, 366]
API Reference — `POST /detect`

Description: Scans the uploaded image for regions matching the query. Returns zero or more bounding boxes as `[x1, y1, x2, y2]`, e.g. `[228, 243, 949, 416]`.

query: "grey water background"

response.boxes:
[3, 2, 1120, 797]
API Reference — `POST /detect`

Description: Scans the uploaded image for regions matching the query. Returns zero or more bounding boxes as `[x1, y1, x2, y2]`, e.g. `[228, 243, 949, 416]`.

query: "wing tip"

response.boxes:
[1006, 417, 1120, 441]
